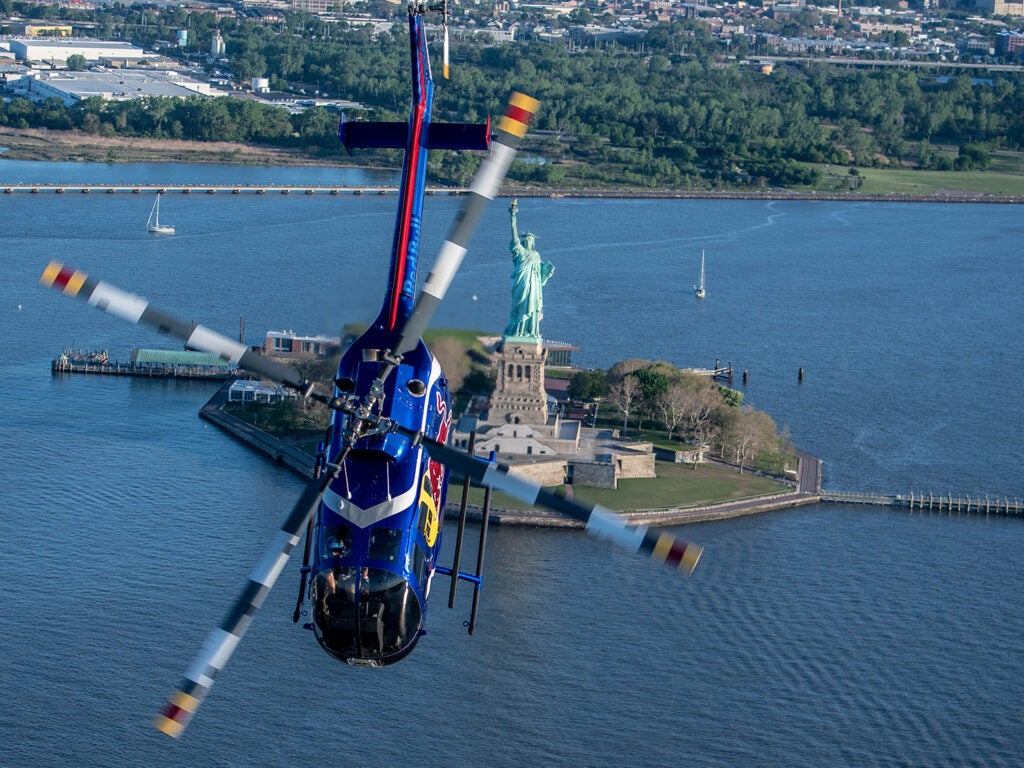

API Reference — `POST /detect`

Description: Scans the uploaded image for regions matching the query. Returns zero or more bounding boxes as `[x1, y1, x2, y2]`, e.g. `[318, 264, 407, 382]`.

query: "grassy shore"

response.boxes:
[0, 126, 349, 166]
[4, 127, 1024, 201]
[459, 459, 788, 512]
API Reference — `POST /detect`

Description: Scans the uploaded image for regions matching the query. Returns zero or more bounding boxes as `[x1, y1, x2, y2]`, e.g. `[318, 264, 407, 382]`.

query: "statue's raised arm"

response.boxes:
[509, 198, 520, 251]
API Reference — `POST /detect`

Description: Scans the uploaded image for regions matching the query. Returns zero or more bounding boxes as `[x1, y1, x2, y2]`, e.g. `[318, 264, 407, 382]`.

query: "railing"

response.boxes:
[821, 490, 1023, 517]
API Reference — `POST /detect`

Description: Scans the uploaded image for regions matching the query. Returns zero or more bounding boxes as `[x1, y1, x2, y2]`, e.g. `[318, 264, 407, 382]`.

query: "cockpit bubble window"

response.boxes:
[361, 568, 422, 655]
[313, 566, 423, 661]
[323, 525, 354, 559]
[313, 566, 358, 656]
[368, 528, 402, 563]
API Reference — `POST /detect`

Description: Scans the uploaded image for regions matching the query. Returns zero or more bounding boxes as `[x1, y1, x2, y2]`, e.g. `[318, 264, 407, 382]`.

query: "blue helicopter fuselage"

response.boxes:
[309, 11, 455, 666]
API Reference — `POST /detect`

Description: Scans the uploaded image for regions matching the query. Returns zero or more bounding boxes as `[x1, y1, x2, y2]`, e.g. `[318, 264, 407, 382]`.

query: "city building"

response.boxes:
[264, 330, 340, 360]
[975, 0, 1024, 16]
[8, 38, 153, 65]
[228, 379, 299, 404]
[8, 68, 216, 105]
[995, 29, 1024, 57]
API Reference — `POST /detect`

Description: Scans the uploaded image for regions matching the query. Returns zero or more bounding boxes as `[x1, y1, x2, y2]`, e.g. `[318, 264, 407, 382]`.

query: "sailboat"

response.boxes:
[147, 193, 175, 235]
[694, 250, 706, 298]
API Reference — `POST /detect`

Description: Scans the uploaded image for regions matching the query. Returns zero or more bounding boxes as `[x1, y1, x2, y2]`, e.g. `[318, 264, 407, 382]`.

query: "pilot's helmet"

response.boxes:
[326, 536, 345, 556]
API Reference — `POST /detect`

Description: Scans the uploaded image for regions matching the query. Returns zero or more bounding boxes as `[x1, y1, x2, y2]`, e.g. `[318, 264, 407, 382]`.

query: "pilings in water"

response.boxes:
[820, 490, 1023, 517]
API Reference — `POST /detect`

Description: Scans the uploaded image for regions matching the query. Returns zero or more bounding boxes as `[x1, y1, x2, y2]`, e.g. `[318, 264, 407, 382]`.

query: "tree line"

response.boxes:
[3, 4, 1024, 188]
[569, 360, 791, 473]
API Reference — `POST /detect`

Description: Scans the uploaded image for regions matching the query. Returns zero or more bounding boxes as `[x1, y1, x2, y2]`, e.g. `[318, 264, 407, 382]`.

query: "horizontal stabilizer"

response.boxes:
[339, 119, 407, 151]
[338, 116, 491, 152]
[427, 118, 491, 150]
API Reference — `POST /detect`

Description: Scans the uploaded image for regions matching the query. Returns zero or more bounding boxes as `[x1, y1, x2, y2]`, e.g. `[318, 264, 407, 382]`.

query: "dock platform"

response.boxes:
[52, 349, 232, 381]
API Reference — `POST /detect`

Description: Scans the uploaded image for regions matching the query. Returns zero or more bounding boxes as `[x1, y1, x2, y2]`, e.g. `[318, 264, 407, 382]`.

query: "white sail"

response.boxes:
[694, 250, 705, 298]
[147, 193, 175, 235]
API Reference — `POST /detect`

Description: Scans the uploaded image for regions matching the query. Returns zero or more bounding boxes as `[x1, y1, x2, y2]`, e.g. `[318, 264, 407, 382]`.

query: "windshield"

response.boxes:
[312, 567, 423, 664]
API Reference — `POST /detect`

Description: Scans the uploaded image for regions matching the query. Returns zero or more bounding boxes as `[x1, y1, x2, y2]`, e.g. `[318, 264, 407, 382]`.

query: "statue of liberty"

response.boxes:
[504, 199, 554, 340]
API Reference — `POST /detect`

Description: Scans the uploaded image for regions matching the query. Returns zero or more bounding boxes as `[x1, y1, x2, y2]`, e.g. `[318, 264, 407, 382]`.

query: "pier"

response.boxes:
[3, 184, 466, 196]
[685, 360, 734, 383]
[52, 348, 232, 381]
[821, 490, 1023, 517]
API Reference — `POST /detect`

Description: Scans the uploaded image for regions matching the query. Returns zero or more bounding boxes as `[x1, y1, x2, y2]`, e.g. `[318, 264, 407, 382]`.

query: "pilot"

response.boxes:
[326, 536, 346, 558]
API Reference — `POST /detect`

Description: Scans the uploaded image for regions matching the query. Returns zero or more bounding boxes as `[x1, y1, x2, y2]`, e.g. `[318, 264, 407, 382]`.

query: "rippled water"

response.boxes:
[1, 163, 1022, 767]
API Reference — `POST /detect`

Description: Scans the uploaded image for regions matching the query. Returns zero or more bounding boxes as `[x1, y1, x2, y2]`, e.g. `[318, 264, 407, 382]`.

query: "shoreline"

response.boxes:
[3, 127, 1022, 204]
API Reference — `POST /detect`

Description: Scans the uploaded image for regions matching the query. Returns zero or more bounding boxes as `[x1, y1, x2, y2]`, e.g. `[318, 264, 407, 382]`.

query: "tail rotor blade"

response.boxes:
[39, 261, 324, 398]
[422, 441, 702, 575]
[154, 470, 334, 737]
[393, 92, 539, 356]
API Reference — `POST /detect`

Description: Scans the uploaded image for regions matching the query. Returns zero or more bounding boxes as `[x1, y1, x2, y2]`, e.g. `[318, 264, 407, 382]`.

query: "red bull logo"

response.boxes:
[418, 391, 452, 548]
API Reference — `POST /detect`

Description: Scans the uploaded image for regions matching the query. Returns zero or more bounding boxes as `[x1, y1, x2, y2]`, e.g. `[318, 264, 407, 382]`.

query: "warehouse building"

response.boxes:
[8, 68, 218, 105]
[8, 38, 155, 65]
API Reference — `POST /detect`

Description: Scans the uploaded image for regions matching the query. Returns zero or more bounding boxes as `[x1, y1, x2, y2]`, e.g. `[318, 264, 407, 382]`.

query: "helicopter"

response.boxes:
[39, 1, 702, 740]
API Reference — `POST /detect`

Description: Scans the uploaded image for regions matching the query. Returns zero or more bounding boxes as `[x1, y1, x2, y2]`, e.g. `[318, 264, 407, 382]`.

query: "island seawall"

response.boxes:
[198, 379, 822, 527]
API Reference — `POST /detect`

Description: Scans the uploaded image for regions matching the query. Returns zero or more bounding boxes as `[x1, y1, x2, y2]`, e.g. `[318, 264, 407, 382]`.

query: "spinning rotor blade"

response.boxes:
[393, 92, 539, 357]
[39, 262, 324, 399]
[154, 468, 336, 737]
[443, 21, 450, 79]
[423, 441, 702, 575]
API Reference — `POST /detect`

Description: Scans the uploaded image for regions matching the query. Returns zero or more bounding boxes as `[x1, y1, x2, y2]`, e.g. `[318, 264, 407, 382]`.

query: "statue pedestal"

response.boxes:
[490, 338, 548, 425]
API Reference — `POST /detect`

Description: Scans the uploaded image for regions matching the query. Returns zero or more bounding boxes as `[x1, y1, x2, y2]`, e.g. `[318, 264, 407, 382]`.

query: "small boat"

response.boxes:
[147, 193, 175, 235]
[694, 250, 706, 298]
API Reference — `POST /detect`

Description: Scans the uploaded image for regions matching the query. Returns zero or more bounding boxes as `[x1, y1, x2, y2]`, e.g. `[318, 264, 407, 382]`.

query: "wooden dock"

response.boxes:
[821, 490, 1023, 517]
[684, 361, 734, 383]
[3, 184, 467, 197]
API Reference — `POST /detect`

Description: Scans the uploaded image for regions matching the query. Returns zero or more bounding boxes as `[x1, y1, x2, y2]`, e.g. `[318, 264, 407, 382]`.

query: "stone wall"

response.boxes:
[615, 450, 656, 479]
[506, 458, 568, 487]
[570, 460, 618, 489]
[654, 446, 703, 464]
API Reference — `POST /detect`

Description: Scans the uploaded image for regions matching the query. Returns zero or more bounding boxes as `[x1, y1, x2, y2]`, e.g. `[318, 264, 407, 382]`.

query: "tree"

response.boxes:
[66, 54, 87, 71]
[606, 374, 639, 435]
[655, 379, 688, 441]
[720, 406, 778, 472]
[633, 366, 669, 432]
[568, 369, 606, 401]
[679, 374, 724, 451]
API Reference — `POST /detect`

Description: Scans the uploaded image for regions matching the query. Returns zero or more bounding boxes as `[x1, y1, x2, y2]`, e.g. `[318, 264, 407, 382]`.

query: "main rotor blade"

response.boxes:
[39, 261, 323, 398]
[423, 441, 702, 575]
[154, 469, 334, 738]
[393, 92, 539, 357]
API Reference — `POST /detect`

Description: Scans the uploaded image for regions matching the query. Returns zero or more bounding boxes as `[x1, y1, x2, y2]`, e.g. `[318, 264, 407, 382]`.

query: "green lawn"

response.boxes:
[811, 152, 1024, 197]
[454, 459, 787, 512]
[854, 167, 1024, 197]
